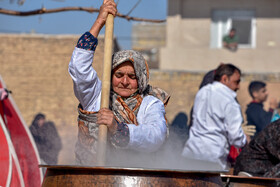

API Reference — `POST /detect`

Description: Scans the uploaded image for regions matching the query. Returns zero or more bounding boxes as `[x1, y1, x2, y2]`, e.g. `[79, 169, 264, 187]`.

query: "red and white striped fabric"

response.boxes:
[0, 75, 43, 187]
[0, 116, 25, 187]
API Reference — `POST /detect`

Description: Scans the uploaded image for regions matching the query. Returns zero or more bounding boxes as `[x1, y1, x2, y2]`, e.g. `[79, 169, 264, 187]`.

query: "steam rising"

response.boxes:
[57, 121, 224, 172]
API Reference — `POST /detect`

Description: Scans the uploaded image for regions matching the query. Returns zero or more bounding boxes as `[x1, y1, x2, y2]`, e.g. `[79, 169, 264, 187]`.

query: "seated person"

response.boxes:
[234, 119, 280, 178]
[223, 28, 238, 52]
[68, 0, 169, 166]
[246, 81, 279, 136]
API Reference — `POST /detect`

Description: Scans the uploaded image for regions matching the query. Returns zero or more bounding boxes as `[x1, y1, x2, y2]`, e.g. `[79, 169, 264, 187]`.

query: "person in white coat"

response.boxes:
[182, 64, 247, 170]
[68, 0, 169, 166]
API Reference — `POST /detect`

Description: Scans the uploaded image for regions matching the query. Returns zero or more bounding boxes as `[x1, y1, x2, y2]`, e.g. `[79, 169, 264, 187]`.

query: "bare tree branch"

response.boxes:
[126, 0, 141, 16]
[0, 7, 166, 23]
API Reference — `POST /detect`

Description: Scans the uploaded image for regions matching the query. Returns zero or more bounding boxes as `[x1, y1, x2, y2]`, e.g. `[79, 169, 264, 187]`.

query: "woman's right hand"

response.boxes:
[97, 108, 118, 134]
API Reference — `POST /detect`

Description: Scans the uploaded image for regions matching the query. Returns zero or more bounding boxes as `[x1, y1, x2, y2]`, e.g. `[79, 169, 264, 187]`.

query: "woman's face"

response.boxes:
[112, 61, 138, 97]
[38, 118, 45, 127]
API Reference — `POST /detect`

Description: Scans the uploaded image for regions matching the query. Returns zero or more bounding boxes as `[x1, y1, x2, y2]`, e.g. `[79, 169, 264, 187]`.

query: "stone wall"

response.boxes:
[1, 34, 279, 164]
[0, 34, 106, 164]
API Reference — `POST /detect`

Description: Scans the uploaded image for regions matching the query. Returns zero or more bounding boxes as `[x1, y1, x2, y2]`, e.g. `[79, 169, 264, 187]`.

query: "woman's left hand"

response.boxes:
[97, 108, 117, 134]
[89, 0, 117, 37]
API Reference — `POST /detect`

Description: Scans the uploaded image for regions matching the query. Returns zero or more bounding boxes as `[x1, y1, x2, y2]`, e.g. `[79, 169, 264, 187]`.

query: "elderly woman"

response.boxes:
[69, 0, 169, 166]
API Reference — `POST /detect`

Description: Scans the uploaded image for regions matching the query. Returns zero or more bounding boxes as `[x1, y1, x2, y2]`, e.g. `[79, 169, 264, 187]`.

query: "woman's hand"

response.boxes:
[90, 0, 117, 37]
[269, 97, 278, 109]
[97, 0, 117, 26]
[97, 108, 117, 134]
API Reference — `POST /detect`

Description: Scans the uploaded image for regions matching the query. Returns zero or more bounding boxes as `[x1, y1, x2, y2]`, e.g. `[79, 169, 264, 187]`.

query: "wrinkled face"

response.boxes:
[112, 61, 138, 98]
[223, 70, 241, 92]
[253, 87, 268, 102]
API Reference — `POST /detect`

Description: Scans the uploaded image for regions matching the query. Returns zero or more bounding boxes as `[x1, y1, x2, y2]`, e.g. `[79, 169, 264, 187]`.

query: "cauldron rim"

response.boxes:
[221, 174, 280, 181]
[39, 164, 226, 174]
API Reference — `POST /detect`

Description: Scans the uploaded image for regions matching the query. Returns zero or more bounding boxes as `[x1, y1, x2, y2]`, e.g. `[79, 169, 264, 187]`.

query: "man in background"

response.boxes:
[223, 28, 238, 52]
[182, 64, 248, 170]
[246, 81, 279, 136]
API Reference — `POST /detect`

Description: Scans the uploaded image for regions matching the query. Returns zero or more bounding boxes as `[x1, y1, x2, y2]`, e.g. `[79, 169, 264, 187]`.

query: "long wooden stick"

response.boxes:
[97, 2, 115, 166]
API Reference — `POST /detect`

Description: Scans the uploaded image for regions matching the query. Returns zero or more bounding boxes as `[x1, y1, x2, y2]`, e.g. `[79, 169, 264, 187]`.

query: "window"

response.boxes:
[210, 10, 256, 49]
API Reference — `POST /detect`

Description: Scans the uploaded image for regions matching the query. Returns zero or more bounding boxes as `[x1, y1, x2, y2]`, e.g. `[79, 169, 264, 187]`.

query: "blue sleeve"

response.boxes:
[76, 32, 98, 51]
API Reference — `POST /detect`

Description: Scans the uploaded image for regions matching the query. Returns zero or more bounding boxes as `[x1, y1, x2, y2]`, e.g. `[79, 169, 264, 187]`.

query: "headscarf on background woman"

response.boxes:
[29, 113, 62, 164]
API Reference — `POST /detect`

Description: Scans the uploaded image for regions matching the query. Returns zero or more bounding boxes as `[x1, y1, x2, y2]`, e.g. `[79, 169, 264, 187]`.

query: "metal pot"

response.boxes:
[221, 174, 280, 187]
[41, 165, 223, 187]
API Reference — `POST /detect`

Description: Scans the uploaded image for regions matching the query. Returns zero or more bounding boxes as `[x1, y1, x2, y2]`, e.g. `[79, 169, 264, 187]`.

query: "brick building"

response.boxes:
[161, 0, 280, 73]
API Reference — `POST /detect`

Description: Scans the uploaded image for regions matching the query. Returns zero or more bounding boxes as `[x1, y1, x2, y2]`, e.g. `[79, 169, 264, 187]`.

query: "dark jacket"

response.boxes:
[234, 119, 280, 177]
[30, 121, 62, 164]
[246, 102, 273, 136]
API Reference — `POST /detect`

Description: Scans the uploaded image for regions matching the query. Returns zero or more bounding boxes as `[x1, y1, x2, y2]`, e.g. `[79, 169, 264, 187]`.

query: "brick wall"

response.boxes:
[1, 34, 280, 164]
[0, 34, 106, 164]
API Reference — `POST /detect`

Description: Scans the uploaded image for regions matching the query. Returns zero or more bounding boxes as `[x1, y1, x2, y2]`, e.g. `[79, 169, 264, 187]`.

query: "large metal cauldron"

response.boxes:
[40, 165, 223, 187]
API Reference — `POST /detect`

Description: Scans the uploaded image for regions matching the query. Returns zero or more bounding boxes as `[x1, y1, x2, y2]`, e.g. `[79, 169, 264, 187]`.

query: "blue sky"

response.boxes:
[0, 0, 167, 49]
